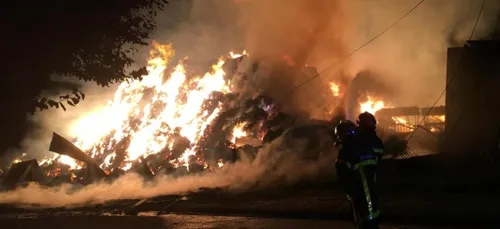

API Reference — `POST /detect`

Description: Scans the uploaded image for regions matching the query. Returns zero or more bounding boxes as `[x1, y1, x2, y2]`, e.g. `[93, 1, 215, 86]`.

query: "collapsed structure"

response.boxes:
[377, 106, 445, 135]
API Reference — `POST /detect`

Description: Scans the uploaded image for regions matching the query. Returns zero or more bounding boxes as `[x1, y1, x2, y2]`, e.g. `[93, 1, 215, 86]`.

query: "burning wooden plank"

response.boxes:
[49, 132, 106, 179]
[49, 132, 94, 164]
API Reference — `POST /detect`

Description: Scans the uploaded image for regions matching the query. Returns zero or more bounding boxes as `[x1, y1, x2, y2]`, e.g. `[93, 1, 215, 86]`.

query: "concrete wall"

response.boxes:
[443, 42, 500, 154]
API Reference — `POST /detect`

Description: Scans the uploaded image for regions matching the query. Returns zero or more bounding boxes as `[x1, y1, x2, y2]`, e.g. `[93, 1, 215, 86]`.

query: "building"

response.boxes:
[443, 40, 500, 154]
[377, 106, 445, 135]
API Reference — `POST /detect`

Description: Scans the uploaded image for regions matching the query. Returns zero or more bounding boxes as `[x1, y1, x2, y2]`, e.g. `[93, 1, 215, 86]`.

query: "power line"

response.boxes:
[405, 0, 486, 144]
[278, 0, 426, 102]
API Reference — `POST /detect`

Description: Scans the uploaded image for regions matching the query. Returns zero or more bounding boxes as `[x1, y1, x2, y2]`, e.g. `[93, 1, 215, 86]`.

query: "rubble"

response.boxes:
[49, 173, 74, 186]
[1, 160, 47, 188]
[78, 164, 107, 185]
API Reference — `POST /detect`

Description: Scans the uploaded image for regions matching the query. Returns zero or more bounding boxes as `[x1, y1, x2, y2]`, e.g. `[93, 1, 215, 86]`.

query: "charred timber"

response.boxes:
[49, 132, 106, 178]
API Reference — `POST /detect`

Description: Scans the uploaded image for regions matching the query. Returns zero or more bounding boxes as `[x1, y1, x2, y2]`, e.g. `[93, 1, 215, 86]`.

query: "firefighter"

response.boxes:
[335, 120, 381, 229]
[334, 120, 358, 193]
[356, 112, 385, 161]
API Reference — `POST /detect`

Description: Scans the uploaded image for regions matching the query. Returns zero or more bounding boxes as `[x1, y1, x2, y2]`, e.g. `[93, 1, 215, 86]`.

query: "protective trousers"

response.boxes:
[348, 194, 379, 229]
[346, 162, 380, 229]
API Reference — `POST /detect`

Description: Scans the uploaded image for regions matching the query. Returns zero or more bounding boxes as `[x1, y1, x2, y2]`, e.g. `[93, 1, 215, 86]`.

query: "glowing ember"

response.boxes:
[434, 115, 445, 122]
[217, 159, 224, 168]
[39, 157, 52, 166]
[329, 82, 340, 97]
[231, 122, 248, 144]
[10, 153, 27, 165]
[392, 117, 407, 124]
[58, 43, 249, 171]
[359, 96, 385, 115]
[229, 50, 248, 59]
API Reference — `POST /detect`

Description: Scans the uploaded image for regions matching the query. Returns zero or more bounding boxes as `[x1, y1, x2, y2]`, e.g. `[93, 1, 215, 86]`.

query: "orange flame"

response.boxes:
[59, 44, 248, 170]
[434, 115, 445, 122]
[329, 82, 340, 97]
[229, 50, 248, 59]
[231, 122, 248, 144]
[359, 96, 385, 115]
[392, 117, 407, 124]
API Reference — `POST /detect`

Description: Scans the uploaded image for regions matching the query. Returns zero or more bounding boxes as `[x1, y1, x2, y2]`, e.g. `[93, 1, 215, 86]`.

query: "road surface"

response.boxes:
[0, 214, 477, 229]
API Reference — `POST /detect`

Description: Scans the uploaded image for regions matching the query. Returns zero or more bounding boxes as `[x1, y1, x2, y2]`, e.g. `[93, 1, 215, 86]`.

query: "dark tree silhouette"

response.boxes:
[0, 0, 168, 154]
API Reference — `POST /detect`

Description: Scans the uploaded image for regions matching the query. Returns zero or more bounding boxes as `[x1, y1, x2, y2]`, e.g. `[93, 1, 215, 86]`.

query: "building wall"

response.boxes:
[444, 42, 500, 154]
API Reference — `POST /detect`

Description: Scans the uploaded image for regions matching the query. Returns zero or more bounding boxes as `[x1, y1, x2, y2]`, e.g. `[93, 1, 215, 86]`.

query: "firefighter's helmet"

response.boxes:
[335, 120, 356, 143]
[357, 112, 377, 130]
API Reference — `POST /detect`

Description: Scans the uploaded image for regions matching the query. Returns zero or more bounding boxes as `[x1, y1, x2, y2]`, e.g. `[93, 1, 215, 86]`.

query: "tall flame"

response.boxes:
[63, 43, 246, 170]
[359, 96, 385, 115]
[329, 82, 340, 97]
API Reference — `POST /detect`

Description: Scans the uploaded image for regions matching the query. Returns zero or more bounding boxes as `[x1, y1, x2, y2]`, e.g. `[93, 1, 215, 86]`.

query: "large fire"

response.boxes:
[359, 96, 386, 115]
[52, 42, 248, 171]
[10, 43, 400, 177]
[329, 82, 340, 97]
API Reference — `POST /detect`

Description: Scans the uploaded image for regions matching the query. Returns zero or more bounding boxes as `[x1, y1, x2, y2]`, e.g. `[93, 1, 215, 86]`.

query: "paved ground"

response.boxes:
[1, 185, 498, 227]
[1, 155, 499, 228]
[0, 214, 480, 229]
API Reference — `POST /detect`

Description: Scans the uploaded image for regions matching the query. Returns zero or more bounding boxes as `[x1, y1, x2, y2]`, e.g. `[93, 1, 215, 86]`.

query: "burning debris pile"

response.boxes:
[0, 43, 314, 189]
[0, 42, 405, 191]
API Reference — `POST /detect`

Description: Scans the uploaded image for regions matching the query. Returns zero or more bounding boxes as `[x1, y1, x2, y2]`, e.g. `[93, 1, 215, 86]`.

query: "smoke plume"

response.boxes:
[345, 0, 500, 107]
[235, 0, 351, 119]
[155, 0, 500, 116]
[155, 0, 351, 119]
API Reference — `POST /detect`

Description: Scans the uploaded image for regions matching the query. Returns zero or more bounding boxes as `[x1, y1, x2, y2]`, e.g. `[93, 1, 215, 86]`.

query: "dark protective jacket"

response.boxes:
[335, 136, 358, 193]
[355, 127, 385, 160]
[335, 135, 381, 221]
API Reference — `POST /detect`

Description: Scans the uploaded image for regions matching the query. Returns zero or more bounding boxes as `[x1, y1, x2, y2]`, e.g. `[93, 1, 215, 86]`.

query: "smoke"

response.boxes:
[345, 0, 500, 107]
[153, 0, 500, 115]
[4, 0, 500, 205]
[153, 0, 351, 119]
[153, 0, 245, 64]
[4, 0, 350, 161]
[236, 0, 350, 65]
[0, 132, 337, 208]
[1, 82, 116, 163]
[234, 0, 351, 119]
